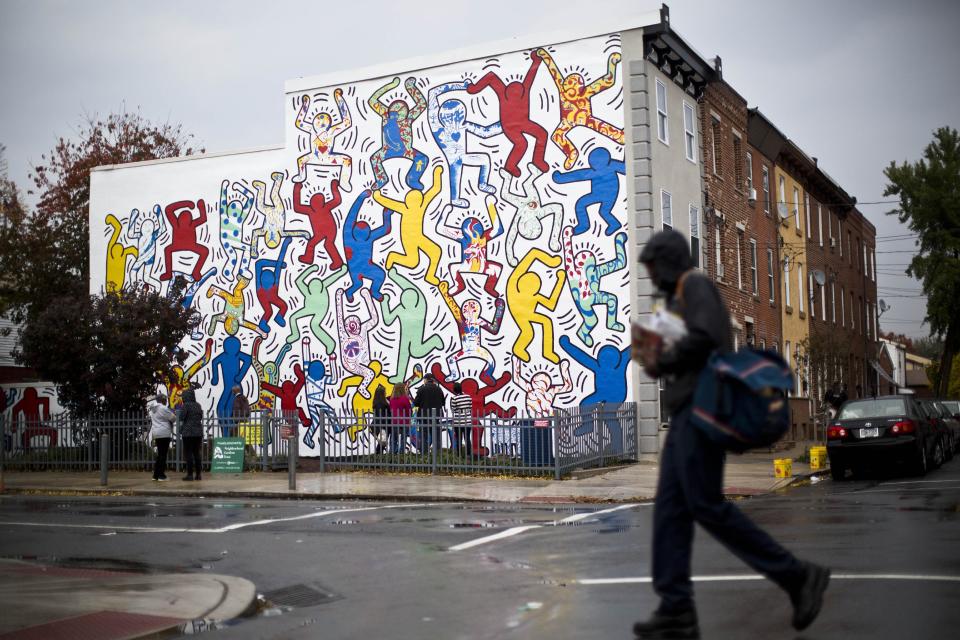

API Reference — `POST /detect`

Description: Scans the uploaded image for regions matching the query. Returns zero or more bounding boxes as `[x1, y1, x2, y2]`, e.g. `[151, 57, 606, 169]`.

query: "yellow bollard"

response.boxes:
[774, 458, 793, 478]
[809, 446, 827, 471]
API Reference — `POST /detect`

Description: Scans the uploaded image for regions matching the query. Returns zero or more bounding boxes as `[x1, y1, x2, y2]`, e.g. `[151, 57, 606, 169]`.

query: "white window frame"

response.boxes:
[804, 193, 811, 238]
[762, 166, 770, 214]
[683, 101, 696, 163]
[851, 292, 856, 331]
[820, 280, 826, 321]
[745, 151, 754, 190]
[736, 232, 743, 289]
[831, 281, 836, 323]
[660, 189, 673, 230]
[817, 204, 823, 247]
[750, 239, 758, 294]
[715, 223, 723, 280]
[689, 204, 700, 268]
[784, 256, 791, 308]
[841, 286, 846, 326]
[792, 187, 800, 229]
[767, 248, 775, 303]
[839, 220, 843, 256]
[655, 79, 669, 144]
[779, 175, 786, 204]
[710, 115, 721, 175]
[808, 272, 815, 317]
[797, 262, 804, 314]
[871, 251, 876, 282]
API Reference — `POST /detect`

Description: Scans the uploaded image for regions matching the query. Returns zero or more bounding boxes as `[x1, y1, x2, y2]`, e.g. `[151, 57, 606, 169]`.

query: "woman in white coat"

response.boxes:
[148, 394, 177, 481]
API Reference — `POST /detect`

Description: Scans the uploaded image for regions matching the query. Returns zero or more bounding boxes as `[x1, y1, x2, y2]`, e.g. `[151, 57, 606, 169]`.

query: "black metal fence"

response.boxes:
[1, 403, 637, 479]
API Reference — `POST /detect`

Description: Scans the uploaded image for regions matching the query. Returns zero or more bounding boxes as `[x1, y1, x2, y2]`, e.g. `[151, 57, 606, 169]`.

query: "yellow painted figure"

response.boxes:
[373, 164, 445, 286]
[507, 248, 567, 363]
[104, 214, 138, 292]
[206, 276, 267, 338]
[337, 359, 391, 442]
[165, 338, 213, 409]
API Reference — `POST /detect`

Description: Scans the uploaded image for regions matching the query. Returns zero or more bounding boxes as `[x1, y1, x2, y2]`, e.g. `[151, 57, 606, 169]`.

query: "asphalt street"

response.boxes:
[1, 458, 958, 639]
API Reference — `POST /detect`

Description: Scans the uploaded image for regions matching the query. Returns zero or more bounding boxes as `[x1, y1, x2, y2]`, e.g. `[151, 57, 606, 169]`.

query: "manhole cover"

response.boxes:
[262, 583, 340, 608]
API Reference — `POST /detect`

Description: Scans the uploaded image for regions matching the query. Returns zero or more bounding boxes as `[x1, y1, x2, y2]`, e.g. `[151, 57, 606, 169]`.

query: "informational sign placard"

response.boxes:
[211, 437, 245, 473]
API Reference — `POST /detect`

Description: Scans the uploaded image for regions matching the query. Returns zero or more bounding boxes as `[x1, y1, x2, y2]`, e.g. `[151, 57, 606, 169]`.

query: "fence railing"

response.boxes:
[1, 403, 638, 479]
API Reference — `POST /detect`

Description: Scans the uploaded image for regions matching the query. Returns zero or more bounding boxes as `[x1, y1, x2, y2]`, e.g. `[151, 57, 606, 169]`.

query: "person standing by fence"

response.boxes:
[372, 385, 391, 455]
[414, 373, 445, 452]
[147, 394, 176, 481]
[389, 382, 412, 454]
[449, 382, 473, 457]
[178, 388, 205, 481]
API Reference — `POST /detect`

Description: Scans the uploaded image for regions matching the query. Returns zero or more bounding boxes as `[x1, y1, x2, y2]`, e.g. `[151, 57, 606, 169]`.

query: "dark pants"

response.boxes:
[653, 406, 803, 612]
[453, 425, 472, 456]
[183, 436, 203, 478]
[152, 437, 171, 479]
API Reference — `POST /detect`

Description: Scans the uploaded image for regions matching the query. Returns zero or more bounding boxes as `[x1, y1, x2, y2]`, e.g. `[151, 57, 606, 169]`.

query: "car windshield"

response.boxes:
[940, 400, 959, 415]
[838, 398, 907, 420]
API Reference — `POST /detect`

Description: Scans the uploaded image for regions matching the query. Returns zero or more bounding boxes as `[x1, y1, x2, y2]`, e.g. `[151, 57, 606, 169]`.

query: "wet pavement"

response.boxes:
[0, 456, 957, 639]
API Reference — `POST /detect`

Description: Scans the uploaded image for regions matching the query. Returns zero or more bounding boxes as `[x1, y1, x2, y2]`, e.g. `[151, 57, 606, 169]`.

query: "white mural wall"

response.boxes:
[89, 33, 632, 456]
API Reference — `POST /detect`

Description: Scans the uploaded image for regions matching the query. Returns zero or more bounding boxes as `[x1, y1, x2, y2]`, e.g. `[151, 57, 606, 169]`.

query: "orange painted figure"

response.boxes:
[535, 48, 624, 169]
[166, 339, 213, 409]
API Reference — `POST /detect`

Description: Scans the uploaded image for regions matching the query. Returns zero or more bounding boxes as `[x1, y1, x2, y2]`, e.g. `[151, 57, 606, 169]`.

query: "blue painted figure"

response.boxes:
[254, 236, 293, 333]
[343, 190, 392, 301]
[301, 336, 341, 449]
[558, 335, 629, 448]
[211, 336, 253, 436]
[169, 267, 218, 339]
[368, 77, 429, 190]
[552, 147, 625, 236]
[427, 81, 500, 208]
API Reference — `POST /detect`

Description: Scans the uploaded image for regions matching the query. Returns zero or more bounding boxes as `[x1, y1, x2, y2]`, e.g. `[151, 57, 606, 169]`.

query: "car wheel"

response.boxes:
[830, 465, 845, 481]
[913, 442, 929, 476]
[932, 437, 946, 469]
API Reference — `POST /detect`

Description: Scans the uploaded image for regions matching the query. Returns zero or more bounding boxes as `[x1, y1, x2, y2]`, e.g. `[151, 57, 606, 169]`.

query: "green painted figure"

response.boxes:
[380, 266, 444, 383]
[286, 264, 347, 354]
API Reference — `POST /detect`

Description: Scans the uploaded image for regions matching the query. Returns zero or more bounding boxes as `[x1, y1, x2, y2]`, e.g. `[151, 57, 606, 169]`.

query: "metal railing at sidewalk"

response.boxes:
[1, 403, 638, 479]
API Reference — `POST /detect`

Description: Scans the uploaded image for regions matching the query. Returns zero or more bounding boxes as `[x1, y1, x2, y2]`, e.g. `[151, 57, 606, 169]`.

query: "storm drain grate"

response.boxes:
[262, 583, 340, 608]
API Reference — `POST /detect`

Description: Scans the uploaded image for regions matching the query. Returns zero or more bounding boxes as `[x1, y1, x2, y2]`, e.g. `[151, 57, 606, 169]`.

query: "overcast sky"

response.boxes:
[1, 0, 957, 339]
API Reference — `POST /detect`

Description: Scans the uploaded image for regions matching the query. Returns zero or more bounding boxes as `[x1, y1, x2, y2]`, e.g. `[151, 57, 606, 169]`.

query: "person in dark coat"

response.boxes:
[178, 388, 205, 481]
[414, 373, 445, 452]
[371, 385, 391, 455]
[632, 230, 829, 639]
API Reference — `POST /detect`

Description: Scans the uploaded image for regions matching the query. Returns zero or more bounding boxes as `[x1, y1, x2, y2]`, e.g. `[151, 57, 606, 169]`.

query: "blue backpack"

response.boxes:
[689, 349, 794, 452]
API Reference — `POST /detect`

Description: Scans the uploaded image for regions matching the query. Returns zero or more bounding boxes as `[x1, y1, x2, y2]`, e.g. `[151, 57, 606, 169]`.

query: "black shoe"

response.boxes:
[791, 562, 830, 631]
[182, 475, 194, 481]
[194, 475, 201, 481]
[633, 608, 699, 639]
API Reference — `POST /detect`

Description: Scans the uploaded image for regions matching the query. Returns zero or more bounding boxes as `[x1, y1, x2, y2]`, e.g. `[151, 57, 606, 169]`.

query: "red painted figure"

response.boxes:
[293, 180, 344, 269]
[467, 52, 549, 177]
[260, 364, 310, 429]
[431, 363, 516, 454]
[12, 388, 56, 449]
[161, 199, 209, 281]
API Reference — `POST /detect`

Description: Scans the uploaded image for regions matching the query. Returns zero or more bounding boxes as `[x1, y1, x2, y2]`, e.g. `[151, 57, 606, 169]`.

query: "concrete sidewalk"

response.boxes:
[1, 444, 821, 503]
[0, 559, 255, 639]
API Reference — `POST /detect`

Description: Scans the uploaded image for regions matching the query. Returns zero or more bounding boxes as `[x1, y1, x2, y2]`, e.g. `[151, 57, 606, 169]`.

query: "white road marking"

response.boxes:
[448, 525, 543, 551]
[577, 573, 960, 585]
[879, 479, 960, 486]
[555, 503, 647, 525]
[0, 504, 421, 534]
[450, 503, 649, 551]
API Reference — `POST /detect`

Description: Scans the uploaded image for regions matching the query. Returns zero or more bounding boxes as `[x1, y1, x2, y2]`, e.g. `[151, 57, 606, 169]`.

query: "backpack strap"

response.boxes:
[673, 269, 695, 309]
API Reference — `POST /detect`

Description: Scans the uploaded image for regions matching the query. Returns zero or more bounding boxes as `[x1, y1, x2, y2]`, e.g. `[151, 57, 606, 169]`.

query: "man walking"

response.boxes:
[633, 230, 829, 639]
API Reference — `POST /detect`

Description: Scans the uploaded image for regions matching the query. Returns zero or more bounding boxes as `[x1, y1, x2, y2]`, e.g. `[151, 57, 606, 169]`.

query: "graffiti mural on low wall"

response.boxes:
[89, 34, 631, 456]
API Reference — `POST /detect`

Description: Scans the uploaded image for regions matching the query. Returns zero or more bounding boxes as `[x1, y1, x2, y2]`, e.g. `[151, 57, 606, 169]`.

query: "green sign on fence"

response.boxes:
[211, 437, 245, 473]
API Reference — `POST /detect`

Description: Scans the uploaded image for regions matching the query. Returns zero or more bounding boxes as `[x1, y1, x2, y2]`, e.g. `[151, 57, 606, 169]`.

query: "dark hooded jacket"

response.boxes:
[639, 230, 731, 413]
[178, 389, 205, 438]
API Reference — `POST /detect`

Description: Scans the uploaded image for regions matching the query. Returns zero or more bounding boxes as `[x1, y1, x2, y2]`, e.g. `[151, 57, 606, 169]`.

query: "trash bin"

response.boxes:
[809, 446, 827, 471]
[520, 420, 554, 467]
[773, 457, 793, 478]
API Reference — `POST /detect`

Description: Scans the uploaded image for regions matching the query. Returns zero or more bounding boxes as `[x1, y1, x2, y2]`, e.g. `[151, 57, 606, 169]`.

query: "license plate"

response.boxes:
[860, 427, 879, 438]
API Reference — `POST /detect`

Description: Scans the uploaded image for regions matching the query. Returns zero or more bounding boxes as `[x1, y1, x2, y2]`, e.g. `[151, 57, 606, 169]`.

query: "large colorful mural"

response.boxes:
[89, 34, 632, 455]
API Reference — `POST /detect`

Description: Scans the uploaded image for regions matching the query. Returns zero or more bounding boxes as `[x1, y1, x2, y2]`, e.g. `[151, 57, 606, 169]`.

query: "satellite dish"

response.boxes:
[879, 299, 890, 313]
[777, 202, 789, 220]
[813, 269, 826, 286]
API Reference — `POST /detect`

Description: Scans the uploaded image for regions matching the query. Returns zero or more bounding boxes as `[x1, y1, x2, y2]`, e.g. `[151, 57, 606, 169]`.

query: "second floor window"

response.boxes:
[745, 151, 754, 190]
[661, 190, 673, 230]
[767, 248, 775, 302]
[656, 79, 669, 144]
[762, 166, 770, 213]
[689, 205, 700, 267]
[750, 239, 758, 294]
[710, 116, 722, 175]
[683, 102, 696, 162]
[792, 187, 800, 229]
